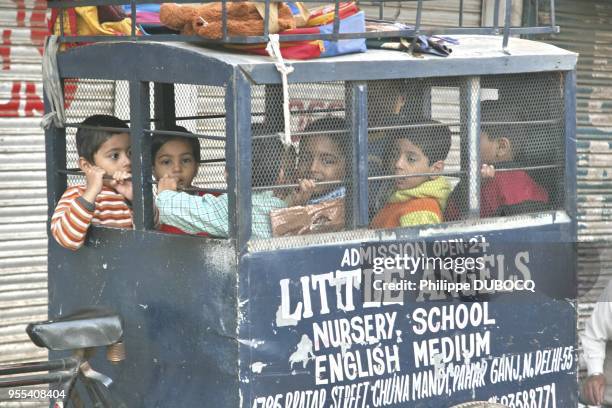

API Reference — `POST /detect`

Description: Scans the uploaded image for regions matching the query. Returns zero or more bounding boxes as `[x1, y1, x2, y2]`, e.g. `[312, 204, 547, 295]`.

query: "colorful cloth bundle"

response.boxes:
[234, 3, 366, 60]
[49, 5, 138, 47]
[50, 2, 368, 60]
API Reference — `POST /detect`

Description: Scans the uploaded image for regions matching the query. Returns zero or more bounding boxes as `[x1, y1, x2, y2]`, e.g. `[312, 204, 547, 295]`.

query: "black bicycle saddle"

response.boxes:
[26, 308, 123, 351]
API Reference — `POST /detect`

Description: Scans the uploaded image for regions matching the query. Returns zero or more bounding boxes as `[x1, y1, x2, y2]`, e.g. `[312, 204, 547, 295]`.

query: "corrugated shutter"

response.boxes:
[0, 0, 49, 376]
[543, 1, 612, 332]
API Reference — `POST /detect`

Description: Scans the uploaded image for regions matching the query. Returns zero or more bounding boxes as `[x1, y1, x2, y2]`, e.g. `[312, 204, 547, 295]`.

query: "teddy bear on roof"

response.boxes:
[160, 2, 296, 39]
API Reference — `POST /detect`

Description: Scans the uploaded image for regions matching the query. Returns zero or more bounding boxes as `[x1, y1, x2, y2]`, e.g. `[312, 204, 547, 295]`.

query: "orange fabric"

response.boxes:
[51, 185, 133, 251]
[371, 198, 442, 229]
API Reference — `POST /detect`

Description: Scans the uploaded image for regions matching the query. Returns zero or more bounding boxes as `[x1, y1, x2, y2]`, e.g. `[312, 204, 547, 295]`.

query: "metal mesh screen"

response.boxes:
[251, 72, 566, 246]
[63, 78, 130, 186]
[367, 73, 565, 232]
[60, 73, 566, 242]
[475, 72, 566, 218]
[152, 83, 226, 194]
[367, 78, 462, 226]
[150, 83, 229, 237]
[62, 81, 226, 191]
[251, 82, 348, 240]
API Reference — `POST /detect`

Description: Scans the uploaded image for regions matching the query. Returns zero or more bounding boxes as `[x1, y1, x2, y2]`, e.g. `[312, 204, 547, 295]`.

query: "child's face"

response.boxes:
[393, 139, 436, 190]
[153, 139, 198, 189]
[480, 131, 513, 164]
[297, 135, 346, 196]
[480, 131, 499, 164]
[91, 133, 131, 175]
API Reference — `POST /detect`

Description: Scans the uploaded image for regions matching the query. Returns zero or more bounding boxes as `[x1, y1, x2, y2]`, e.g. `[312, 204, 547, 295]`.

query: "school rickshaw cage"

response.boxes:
[42, 0, 578, 407]
[44, 0, 570, 247]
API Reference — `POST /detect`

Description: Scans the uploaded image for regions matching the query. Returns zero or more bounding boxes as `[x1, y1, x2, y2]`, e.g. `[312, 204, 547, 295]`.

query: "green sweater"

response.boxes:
[156, 190, 287, 239]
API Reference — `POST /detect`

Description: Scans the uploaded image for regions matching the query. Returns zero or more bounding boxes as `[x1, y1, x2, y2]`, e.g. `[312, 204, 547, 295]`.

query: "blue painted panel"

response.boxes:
[240, 224, 577, 407]
[48, 228, 239, 408]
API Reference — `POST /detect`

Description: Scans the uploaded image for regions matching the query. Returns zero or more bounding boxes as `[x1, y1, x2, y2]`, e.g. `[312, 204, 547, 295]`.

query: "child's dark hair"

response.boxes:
[251, 123, 295, 188]
[481, 100, 527, 161]
[76, 115, 129, 163]
[387, 119, 452, 164]
[302, 116, 350, 148]
[151, 125, 201, 163]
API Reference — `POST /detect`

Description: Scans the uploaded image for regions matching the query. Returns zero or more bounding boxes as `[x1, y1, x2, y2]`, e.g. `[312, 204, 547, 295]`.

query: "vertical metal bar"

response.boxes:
[493, 0, 500, 33]
[153, 83, 176, 130]
[226, 70, 252, 251]
[378, 1, 384, 20]
[263, 0, 270, 39]
[411, 0, 423, 53]
[564, 70, 577, 225]
[459, 0, 464, 27]
[59, 6, 65, 37]
[222, 0, 228, 41]
[350, 82, 369, 228]
[523, 0, 532, 33]
[415, 0, 423, 30]
[44, 90, 66, 219]
[129, 81, 153, 230]
[562, 70, 578, 307]
[502, 0, 513, 54]
[549, 0, 555, 28]
[130, 0, 136, 37]
[465, 76, 481, 219]
[332, 0, 341, 40]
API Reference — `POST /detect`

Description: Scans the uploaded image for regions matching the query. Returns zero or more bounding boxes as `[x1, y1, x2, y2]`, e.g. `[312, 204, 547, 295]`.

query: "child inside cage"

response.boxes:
[152, 126, 200, 192]
[294, 116, 349, 204]
[445, 101, 550, 220]
[155, 126, 298, 239]
[152, 125, 222, 236]
[51, 114, 133, 251]
[269, 117, 350, 236]
[370, 120, 452, 228]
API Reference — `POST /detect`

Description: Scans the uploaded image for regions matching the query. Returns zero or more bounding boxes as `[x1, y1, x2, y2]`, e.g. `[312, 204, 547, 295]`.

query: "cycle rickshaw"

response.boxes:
[40, 0, 577, 406]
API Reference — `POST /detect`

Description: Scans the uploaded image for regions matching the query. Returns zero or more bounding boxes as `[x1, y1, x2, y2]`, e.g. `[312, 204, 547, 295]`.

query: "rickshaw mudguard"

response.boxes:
[239, 219, 577, 407]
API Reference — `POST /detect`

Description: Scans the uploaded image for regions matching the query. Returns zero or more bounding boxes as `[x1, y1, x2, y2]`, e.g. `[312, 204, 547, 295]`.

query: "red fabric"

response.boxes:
[480, 170, 548, 218]
[231, 3, 360, 60]
[445, 169, 549, 220]
[159, 190, 221, 237]
[49, 7, 79, 49]
[246, 41, 323, 60]
[228, 26, 323, 59]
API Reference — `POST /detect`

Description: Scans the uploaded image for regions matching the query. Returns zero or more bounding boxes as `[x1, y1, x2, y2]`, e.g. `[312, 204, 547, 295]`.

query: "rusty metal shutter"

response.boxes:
[0, 0, 49, 375]
[543, 1, 612, 332]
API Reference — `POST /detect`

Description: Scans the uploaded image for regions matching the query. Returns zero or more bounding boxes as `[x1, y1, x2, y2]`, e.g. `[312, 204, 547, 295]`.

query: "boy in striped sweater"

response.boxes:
[51, 115, 133, 250]
[370, 120, 452, 228]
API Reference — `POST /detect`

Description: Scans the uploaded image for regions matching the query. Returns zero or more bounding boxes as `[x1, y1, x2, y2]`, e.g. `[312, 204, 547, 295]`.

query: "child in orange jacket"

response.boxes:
[371, 121, 452, 228]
